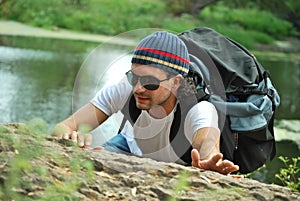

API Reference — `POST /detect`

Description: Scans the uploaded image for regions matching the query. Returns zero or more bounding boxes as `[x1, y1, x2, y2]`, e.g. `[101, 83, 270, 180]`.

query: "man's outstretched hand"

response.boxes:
[191, 148, 239, 175]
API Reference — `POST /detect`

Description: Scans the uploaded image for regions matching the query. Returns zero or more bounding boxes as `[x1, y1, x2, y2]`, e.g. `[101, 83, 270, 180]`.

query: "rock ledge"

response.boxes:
[0, 123, 299, 200]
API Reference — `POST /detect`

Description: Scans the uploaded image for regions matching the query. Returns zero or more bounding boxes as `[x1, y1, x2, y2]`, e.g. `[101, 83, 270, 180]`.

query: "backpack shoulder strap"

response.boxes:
[169, 102, 193, 165]
[119, 94, 141, 132]
[169, 95, 200, 165]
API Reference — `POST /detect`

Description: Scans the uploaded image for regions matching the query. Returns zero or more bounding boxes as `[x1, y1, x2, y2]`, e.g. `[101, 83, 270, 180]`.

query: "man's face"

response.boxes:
[128, 64, 176, 111]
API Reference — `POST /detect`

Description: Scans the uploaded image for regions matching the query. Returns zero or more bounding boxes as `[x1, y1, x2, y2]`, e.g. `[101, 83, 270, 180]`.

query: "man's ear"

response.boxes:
[172, 74, 183, 90]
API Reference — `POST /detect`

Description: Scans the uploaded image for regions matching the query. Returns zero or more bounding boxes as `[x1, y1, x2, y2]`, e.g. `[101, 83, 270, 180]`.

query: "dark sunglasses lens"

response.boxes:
[140, 76, 160, 90]
[143, 84, 159, 90]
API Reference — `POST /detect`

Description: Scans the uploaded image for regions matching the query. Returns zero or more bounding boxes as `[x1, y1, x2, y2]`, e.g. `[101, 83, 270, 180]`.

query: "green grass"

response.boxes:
[198, 4, 296, 48]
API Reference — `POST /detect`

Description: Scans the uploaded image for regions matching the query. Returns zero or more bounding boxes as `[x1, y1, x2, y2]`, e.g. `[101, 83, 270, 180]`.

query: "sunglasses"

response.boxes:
[125, 70, 170, 91]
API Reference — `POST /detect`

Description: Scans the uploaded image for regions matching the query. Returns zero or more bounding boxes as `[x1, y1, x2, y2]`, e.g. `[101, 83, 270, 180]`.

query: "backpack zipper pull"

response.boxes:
[234, 132, 239, 150]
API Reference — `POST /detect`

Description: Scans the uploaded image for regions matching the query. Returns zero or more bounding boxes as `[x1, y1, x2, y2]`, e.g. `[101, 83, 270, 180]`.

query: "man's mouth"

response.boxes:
[135, 94, 150, 102]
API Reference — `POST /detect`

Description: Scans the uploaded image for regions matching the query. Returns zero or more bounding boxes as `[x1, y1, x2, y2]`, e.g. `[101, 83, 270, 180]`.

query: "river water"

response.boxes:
[0, 35, 299, 184]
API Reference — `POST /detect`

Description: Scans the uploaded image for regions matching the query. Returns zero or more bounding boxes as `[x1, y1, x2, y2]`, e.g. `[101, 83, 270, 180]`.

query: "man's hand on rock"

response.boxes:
[51, 123, 102, 150]
[191, 148, 239, 175]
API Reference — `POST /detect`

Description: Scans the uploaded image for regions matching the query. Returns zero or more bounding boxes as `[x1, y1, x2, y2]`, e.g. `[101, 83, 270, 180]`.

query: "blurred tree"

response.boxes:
[223, 0, 300, 32]
[165, 0, 218, 16]
[0, 0, 7, 5]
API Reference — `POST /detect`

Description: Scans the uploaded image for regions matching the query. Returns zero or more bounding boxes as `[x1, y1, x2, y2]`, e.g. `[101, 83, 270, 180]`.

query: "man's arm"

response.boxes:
[192, 127, 220, 160]
[52, 103, 109, 146]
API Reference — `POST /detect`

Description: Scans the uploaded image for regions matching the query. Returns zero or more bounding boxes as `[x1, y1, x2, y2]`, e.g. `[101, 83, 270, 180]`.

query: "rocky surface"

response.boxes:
[0, 123, 299, 201]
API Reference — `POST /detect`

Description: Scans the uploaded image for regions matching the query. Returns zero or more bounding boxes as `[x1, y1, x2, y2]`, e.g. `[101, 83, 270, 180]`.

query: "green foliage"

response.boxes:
[163, 14, 198, 33]
[275, 156, 300, 192]
[199, 4, 296, 39]
[0, 0, 297, 48]
[212, 26, 274, 49]
[247, 156, 300, 193]
[0, 0, 167, 35]
[164, 0, 192, 15]
[168, 170, 191, 201]
[223, 0, 300, 30]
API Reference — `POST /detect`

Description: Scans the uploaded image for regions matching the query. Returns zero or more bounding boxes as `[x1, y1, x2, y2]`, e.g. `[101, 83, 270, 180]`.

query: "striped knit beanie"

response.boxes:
[131, 31, 190, 76]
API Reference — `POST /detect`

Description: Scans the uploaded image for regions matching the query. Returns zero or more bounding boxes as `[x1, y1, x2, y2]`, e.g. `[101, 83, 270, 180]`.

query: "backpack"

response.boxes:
[120, 27, 280, 174]
[178, 27, 280, 173]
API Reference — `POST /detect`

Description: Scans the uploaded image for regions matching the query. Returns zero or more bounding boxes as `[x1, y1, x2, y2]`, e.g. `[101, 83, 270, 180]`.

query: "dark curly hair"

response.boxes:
[167, 71, 197, 98]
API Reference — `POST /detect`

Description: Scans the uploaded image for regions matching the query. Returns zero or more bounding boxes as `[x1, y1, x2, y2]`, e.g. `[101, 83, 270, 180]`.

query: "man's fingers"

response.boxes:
[227, 164, 239, 173]
[219, 160, 239, 175]
[210, 153, 223, 165]
[77, 132, 93, 148]
[71, 131, 78, 142]
[85, 134, 93, 147]
[58, 130, 94, 149]
[191, 149, 200, 167]
[84, 146, 103, 151]
[220, 160, 238, 168]
[222, 166, 238, 175]
[77, 132, 85, 147]
[51, 123, 72, 139]
[190, 150, 239, 175]
[63, 132, 70, 140]
[91, 146, 103, 151]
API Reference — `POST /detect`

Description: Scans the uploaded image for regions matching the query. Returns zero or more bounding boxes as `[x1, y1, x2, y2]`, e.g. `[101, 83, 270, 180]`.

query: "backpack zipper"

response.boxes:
[234, 132, 239, 150]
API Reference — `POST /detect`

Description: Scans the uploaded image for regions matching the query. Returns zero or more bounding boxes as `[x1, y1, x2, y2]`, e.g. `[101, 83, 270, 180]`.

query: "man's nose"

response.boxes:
[133, 80, 146, 92]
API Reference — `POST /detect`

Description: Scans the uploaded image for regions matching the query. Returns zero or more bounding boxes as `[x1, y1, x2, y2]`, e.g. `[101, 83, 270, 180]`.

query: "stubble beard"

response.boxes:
[135, 91, 173, 112]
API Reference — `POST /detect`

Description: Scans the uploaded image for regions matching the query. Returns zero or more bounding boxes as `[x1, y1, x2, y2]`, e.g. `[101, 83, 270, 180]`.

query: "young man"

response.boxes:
[52, 31, 239, 175]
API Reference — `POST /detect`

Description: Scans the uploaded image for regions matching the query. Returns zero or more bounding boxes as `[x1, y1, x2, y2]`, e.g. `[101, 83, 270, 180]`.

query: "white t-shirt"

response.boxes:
[91, 78, 219, 164]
